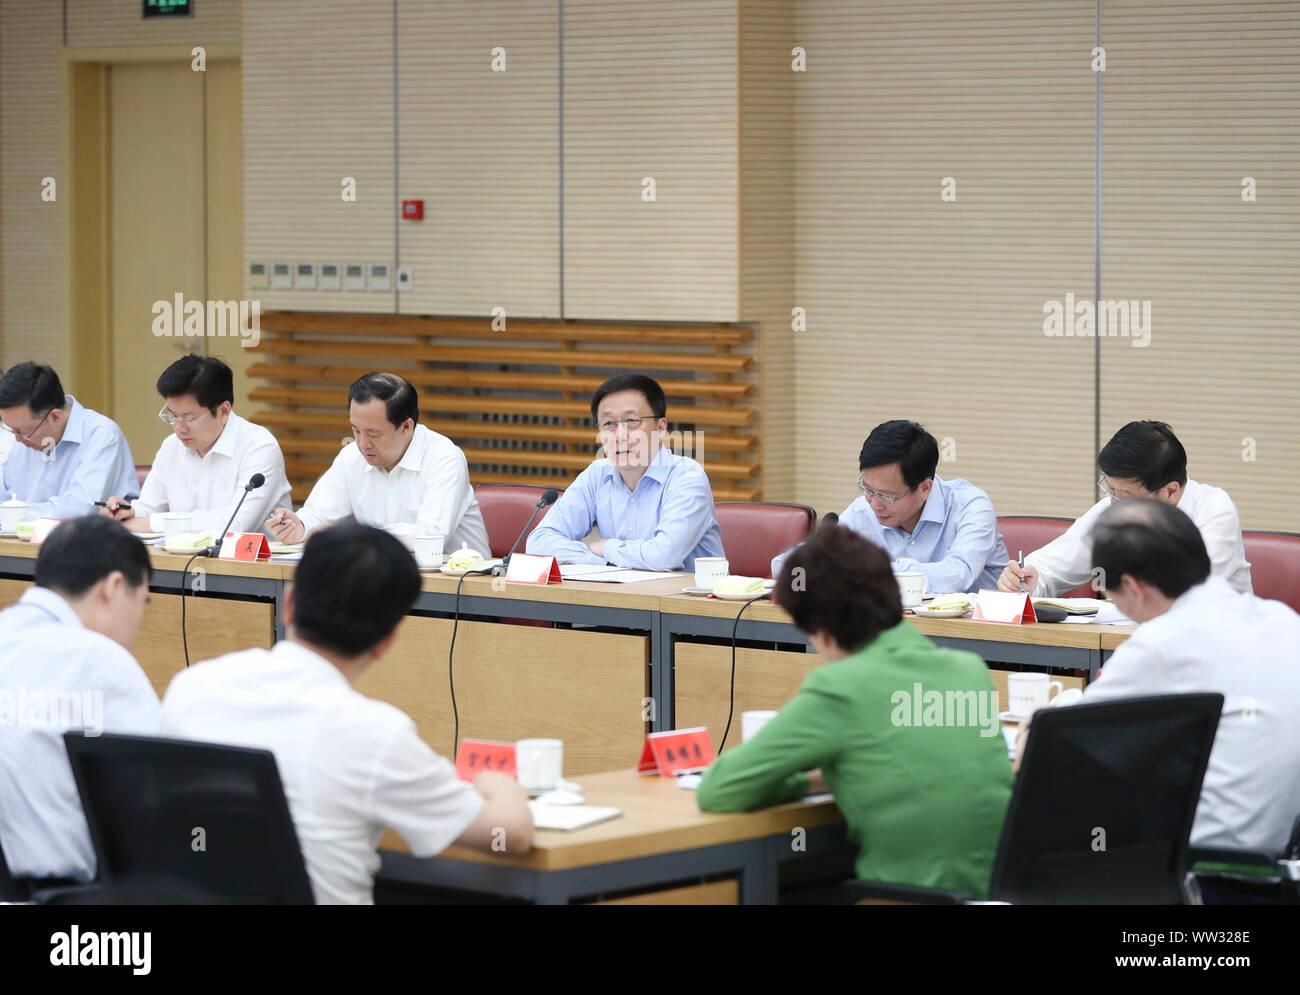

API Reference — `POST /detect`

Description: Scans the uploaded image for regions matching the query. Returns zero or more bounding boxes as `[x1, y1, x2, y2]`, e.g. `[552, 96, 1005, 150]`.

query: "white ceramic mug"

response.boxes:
[0, 496, 26, 532]
[160, 512, 192, 539]
[694, 557, 730, 591]
[742, 710, 778, 743]
[1006, 672, 1064, 717]
[896, 572, 927, 608]
[515, 738, 564, 793]
[412, 534, 445, 569]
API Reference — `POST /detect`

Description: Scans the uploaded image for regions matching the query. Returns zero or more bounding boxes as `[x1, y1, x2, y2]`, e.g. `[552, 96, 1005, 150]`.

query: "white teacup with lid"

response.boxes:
[0, 494, 26, 533]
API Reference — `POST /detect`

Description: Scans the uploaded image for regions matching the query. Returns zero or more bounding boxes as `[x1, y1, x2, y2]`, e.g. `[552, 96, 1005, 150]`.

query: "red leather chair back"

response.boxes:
[135, 465, 151, 490]
[715, 502, 817, 579]
[1243, 531, 1300, 614]
[997, 516, 1095, 598]
[474, 484, 564, 558]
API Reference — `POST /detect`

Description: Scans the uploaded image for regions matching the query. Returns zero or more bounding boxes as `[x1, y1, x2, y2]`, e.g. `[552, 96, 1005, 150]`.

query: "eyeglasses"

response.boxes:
[856, 475, 914, 506]
[598, 414, 657, 433]
[1097, 476, 1145, 502]
[159, 404, 212, 428]
[0, 408, 53, 442]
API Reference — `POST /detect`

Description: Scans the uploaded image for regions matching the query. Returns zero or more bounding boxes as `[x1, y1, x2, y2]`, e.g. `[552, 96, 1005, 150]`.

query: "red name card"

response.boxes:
[637, 727, 716, 777]
[505, 552, 561, 585]
[972, 590, 1036, 624]
[30, 518, 61, 545]
[218, 532, 271, 561]
[455, 739, 518, 782]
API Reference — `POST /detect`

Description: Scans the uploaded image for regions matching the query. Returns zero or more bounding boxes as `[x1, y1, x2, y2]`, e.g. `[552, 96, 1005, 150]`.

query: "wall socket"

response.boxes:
[396, 267, 413, 291]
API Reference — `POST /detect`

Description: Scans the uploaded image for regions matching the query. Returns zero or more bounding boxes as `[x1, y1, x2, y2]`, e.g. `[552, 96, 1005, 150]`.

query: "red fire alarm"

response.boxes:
[401, 200, 424, 220]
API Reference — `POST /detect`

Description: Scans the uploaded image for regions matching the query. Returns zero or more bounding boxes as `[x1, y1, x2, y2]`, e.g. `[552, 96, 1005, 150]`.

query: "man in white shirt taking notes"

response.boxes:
[160, 524, 532, 904]
[1021, 498, 1300, 855]
[100, 356, 291, 536]
[998, 421, 1251, 597]
[0, 517, 160, 887]
[266, 372, 489, 553]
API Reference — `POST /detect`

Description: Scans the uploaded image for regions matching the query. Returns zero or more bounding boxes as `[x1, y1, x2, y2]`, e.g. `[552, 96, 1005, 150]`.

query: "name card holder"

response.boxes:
[505, 552, 561, 585]
[218, 532, 271, 562]
[972, 590, 1036, 624]
[637, 727, 716, 777]
[455, 739, 518, 782]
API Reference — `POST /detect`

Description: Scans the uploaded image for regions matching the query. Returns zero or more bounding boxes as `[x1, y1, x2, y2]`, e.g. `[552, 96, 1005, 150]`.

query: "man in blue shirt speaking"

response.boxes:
[526, 374, 724, 572]
[772, 420, 1008, 594]
[0, 362, 136, 520]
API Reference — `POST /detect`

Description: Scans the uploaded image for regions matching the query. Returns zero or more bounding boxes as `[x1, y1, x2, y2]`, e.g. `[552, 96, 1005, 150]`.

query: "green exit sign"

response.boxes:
[143, 0, 192, 17]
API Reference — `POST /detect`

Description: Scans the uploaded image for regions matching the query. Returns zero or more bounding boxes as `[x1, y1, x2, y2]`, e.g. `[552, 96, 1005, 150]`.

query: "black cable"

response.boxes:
[717, 591, 770, 753]
[180, 551, 204, 667]
[449, 566, 498, 759]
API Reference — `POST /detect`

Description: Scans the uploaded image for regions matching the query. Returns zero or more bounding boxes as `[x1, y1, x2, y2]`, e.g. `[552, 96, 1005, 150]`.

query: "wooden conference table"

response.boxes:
[0, 538, 1135, 774]
[378, 768, 848, 905]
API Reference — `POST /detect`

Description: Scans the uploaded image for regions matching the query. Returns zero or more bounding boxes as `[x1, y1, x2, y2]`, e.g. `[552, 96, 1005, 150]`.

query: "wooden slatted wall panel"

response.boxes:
[66, 0, 240, 47]
[1099, 1, 1300, 531]
[396, 0, 560, 317]
[242, 0, 395, 313]
[740, 0, 795, 501]
[0, 0, 63, 369]
[562, 0, 740, 321]
[793, 0, 1097, 521]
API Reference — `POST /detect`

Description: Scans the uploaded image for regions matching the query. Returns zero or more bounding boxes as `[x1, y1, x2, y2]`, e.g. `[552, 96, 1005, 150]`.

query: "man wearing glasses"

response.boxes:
[997, 420, 1252, 596]
[526, 373, 724, 571]
[0, 362, 135, 520]
[100, 356, 291, 537]
[770, 420, 1008, 594]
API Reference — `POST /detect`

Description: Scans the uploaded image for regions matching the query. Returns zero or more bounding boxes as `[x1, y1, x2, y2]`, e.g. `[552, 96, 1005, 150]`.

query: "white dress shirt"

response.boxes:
[133, 412, 293, 536]
[160, 640, 485, 904]
[1081, 577, 1300, 853]
[0, 587, 161, 881]
[1026, 479, 1252, 597]
[295, 424, 489, 553]
[0, 428, 13, 468]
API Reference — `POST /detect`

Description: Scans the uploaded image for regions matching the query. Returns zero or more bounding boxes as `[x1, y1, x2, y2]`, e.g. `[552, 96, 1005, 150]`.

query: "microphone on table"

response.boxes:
[201, 473, 267, 557]
[493, 487, 560, 575]
[822, 512, 839, 525]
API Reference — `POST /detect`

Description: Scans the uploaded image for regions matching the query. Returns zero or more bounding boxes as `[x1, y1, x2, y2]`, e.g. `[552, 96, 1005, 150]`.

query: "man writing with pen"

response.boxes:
[99, 357, 291, 537]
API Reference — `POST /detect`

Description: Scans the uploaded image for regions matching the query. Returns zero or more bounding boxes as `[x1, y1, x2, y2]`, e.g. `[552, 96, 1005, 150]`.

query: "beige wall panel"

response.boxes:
[741, 0, 794, 499]
[242, 0, 395, 313]
[1099, 1, 1300, 531]
[792, 1, 1097, 522]
[563, 0, 739, 321]
[0, 0, 64, 370]
[67, 0, 240, 48]
[396, 0, 560, 317]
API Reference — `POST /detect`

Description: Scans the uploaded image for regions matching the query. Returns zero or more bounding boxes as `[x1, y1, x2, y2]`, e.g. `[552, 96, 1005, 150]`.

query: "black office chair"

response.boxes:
[1188, 816, 1300, 905]
[62, 732, 315, 904]
[833, 694, 1223, 905]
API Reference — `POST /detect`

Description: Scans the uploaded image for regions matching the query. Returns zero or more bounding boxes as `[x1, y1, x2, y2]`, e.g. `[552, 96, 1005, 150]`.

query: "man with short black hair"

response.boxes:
[266, 372, 488, 553]
[771, 419, 1007, 592]
[1027, 499, 1300, 854]
[0, 517, 160, 885]
[100, 356, 291, 536]
[998, 420, 1251, 596]
[0, 362, 135, 520]
[160, 524, 532, 904]
[525, 373, 724, 571]
[697, 524, 1013, 898]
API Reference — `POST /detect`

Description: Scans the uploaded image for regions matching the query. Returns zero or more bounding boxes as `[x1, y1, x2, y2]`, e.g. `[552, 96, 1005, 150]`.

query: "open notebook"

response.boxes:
[527, 802, 623, 831]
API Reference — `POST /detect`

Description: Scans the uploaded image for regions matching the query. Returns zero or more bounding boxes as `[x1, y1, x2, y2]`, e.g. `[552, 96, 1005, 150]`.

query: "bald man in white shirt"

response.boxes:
[266, 372, 488, 553]
[999, 421, 1251, 597]
[0, 517, 160, 888]
[1020, 499, 1300, 855]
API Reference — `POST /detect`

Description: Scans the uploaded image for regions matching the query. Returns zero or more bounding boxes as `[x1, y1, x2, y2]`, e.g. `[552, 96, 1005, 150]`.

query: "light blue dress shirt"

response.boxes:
[771, 474, 1008, 594]
[0, 396, 136, 520]
[526, 446, 724, 572]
